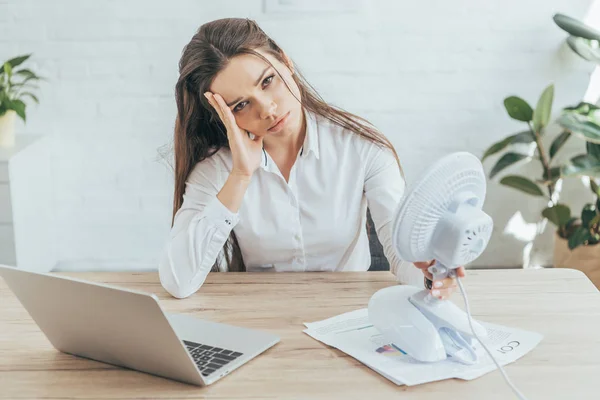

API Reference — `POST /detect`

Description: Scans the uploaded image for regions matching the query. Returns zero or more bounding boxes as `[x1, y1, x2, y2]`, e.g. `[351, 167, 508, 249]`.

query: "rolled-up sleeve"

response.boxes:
[362, 143, 424, 288]
[159, 157, 239, 299]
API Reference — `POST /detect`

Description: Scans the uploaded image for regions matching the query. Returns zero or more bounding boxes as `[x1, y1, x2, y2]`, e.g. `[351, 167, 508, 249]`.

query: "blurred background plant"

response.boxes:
[482, 13, 600, 251]
[0, 54, 42, 122]
[0, 54, 43, 147]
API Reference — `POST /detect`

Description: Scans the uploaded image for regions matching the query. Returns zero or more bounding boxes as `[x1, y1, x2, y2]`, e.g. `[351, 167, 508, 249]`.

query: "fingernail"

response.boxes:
[433, 281, 443, 288]
[431, 290, 440, 296]
[204, 92, 209, 99]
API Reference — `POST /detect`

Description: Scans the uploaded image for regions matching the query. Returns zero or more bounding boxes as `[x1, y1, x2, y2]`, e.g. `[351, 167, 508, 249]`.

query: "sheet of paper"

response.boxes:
[303, 308, 543, 386]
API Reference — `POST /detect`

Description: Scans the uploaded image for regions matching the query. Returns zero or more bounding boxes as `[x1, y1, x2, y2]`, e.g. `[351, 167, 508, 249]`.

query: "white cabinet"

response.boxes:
[0, 139, 25, 265]
[0, 183, 12, 224]
[0, 135, 56, 271]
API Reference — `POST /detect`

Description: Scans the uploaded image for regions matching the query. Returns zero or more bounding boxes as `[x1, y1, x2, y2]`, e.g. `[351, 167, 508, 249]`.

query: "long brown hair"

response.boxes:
[171, 17, 402, 272]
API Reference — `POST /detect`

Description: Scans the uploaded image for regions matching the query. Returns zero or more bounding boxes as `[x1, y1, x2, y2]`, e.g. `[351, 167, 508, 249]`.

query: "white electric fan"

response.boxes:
[368, 151, 528, 399]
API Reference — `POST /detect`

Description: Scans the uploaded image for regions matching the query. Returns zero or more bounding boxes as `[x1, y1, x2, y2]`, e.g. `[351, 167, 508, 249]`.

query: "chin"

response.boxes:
[266, 128, 290, 137]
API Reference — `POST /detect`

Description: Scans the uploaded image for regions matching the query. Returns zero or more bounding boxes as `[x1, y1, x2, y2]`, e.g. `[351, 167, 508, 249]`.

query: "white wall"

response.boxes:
[0, 0, 596, 271]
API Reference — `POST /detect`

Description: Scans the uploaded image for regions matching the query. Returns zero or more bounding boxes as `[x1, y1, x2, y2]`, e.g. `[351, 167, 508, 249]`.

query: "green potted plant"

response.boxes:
[0, 54, 42, 147]
[547, 102, 600, 288]
[482, 13, 600, 287]
[553, 13, 600, 286]
[482, 86, 600, 286]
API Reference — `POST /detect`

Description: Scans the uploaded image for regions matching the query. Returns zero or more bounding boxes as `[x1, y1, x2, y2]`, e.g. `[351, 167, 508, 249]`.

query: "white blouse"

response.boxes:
[159, 108, 424, 298]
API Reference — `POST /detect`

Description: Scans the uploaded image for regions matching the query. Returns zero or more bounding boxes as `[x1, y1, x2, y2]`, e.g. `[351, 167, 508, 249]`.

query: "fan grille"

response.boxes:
[393, 152, 487, 261]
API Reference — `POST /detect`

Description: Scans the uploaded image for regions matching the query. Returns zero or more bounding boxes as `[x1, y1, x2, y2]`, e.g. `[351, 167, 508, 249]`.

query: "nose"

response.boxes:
[259, 98, 277, 120]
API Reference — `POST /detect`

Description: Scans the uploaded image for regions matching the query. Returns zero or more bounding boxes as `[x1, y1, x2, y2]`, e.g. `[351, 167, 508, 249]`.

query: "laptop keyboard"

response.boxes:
[183, 340, 244, 377]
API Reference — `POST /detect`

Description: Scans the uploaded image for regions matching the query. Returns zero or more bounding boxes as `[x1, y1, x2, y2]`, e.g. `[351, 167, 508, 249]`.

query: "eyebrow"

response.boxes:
[225, 66, 271, 107]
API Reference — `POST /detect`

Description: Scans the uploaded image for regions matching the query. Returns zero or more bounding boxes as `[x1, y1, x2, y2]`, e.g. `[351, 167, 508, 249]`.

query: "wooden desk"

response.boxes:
[0, 269, 598, 399]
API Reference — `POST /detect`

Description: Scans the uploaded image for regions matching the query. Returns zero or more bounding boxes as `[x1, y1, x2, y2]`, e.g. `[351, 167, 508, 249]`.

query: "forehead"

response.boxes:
[209, 51, 280, 102]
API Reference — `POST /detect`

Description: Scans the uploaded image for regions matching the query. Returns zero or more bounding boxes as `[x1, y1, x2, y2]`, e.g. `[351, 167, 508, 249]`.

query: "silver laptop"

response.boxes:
[0, 264, 280, 386]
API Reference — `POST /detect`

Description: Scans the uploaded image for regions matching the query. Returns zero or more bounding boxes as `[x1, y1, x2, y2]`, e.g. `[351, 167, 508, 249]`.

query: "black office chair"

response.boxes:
[366, 208, 390, 271]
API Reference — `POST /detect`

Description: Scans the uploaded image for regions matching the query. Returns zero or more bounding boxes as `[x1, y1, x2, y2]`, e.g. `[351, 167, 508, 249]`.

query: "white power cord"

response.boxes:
[455, 277, 530, 400]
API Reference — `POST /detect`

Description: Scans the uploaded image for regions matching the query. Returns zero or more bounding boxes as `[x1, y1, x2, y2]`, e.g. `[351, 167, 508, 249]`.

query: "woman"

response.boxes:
[159, 17, 465, 299]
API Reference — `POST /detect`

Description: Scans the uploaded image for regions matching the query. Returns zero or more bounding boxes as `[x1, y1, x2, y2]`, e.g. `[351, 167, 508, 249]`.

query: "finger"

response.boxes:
[204, 93, 225, 124]
[203, 92, 217, 113]
[456, 266, 466, 278]
[204, 92, 228, 125]
[212, 94, 252, 152]
[430, 287, 456, 300]
[205, 93, 236, 143]
[212, 94, 238, 130]
[432, 276, 457, 290]
[413, 260, 434, 270]
[413, 262, 428, 270]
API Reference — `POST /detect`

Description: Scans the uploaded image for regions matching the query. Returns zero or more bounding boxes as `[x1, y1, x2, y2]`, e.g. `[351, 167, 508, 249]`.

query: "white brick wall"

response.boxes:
[0, 0, 597, 271]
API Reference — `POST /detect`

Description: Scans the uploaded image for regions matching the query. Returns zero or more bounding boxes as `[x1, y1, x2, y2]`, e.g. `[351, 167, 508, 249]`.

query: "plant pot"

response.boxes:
[0, 110, 16, 147]
[553, 231, 600, 289]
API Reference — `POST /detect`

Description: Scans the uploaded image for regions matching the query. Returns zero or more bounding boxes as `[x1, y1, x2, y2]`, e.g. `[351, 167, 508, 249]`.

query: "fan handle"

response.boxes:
[427, 261, 459, 282]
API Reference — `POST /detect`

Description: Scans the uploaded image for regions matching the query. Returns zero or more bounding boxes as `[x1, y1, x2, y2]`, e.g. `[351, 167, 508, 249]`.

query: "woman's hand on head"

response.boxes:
[204, 91, 264, 179]
[412, 260, 466, 300]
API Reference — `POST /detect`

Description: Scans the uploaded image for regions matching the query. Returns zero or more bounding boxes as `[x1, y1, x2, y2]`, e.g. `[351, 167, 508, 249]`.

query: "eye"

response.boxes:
[233, 74, 276, 113]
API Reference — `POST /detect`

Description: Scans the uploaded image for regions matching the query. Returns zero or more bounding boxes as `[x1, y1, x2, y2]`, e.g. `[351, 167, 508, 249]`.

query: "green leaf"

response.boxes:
[581, 204, 597, 227]
[511, 130, 536, 143]
[542, 204, 572, 227]
[503, 96, 534, 122]
[482, 137, 514, 162]
[562, 154, 600, 177]
[14, 69, 39, 80]
[10, 82, 39, 90]
[14, 76, 40, 89]
[13, 75, 37, 86]
[568, 226, 591, 250]
[550, 131, 571, 159]
[0, 54, 31, 74]
[3, 62, 12, 78]
[21, 92, 39, 104]
[8, 54, 31, 68]
[572, 153, 599, 165]
[566, 36, 600, 63]
[553, 13, 600, 41]
[591, 179, 600, 197]
[533, 84, 554, 133]
[587, 142, 600, 160]
[490, 152, 528, 179]
[557, 113, 600, 143]
[565, 217, 579, 231]
[500, 175, 545, 196]
[591, 213, 600, 229]
[9, 99, 26, 122]
[564, 101, 600, 115]
[482, 131, 535, 162]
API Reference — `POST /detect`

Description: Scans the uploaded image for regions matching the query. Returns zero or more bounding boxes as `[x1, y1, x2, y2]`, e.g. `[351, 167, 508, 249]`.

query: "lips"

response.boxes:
[268, 111, 289, 130]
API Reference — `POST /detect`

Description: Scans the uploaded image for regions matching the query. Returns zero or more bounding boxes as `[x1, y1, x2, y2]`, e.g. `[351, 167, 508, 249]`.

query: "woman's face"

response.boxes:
[208, 48, 302, 139]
